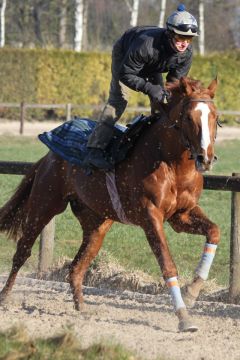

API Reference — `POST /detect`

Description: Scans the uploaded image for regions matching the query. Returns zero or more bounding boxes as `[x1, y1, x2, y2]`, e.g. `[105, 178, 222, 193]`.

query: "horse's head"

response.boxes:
[167, 77, 218, 173]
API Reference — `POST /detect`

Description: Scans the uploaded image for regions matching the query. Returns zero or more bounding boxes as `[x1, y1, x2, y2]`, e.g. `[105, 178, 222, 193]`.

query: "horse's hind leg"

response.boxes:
[69, 205, 113, 310]
[0, 229, 43, 302]
[0, 188, 68, 303]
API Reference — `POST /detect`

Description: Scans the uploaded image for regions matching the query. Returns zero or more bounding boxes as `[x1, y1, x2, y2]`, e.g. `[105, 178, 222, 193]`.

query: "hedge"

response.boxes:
[0, 48, 239, 119]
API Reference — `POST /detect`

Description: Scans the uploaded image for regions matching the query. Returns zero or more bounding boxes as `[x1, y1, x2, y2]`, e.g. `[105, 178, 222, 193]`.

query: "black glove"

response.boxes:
[144, 82, 164, 103]
[144, 82, 172, 104]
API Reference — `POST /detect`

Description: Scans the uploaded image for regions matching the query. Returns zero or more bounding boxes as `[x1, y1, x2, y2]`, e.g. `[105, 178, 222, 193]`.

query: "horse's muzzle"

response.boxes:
[195, 154, 218, 173]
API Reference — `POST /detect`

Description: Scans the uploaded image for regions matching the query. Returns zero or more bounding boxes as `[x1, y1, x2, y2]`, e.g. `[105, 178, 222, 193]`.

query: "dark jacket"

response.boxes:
[114, 26, 192, 93]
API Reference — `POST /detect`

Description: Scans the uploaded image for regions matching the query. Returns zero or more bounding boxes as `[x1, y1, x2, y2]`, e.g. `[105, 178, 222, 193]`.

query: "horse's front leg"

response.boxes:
[168, 205, 220, 307]
[142, 203, 198, 332]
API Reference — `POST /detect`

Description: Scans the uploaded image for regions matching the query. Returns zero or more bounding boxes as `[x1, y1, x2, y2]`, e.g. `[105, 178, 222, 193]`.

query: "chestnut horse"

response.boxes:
[0, 77, 220, 332]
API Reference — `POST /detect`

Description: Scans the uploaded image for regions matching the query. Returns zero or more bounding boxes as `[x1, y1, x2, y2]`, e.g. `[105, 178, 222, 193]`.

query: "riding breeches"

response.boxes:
[87, 40, 130, 150]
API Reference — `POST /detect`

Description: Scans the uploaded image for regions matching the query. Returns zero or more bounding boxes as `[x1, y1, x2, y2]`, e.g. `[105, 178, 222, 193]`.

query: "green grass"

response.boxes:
[0, 327, 141, 360]
[0, 135, 240, 286]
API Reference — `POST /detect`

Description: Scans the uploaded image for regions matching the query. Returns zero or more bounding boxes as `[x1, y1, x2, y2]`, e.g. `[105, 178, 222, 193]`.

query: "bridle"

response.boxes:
[174, 97, 221, 158]
[181, 98, 222, 126]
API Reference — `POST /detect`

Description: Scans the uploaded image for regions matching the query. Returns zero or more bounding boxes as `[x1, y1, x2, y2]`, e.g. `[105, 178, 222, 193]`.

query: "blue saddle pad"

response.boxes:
[38, 117, 126, 166]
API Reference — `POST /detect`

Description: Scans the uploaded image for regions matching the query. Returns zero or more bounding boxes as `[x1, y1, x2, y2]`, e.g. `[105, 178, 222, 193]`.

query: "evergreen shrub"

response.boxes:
[0, 48, 239, 121]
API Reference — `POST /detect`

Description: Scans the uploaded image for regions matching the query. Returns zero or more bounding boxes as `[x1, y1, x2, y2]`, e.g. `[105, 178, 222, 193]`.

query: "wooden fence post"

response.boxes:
[20, 102, 26, 135]
[229, 173, 240, 301]
[38, 218, 55, 277]
[66, 103, 72, 121]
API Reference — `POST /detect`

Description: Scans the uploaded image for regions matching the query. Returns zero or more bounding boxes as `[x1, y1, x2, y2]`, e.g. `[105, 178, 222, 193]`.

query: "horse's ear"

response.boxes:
[208, 77, 218, 98]
[180, 77, 192, 96]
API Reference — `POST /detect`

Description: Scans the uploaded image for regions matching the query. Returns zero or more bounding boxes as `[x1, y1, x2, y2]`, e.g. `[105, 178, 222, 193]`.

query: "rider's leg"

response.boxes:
[84, 81, 129, 169]
[87, 81, 128, 151]
[85, 41, 129, 169]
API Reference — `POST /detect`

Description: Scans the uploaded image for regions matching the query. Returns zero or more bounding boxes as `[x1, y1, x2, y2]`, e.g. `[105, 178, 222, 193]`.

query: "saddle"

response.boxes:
[39, 114, 159, 170]
[103, 114, 158, 166]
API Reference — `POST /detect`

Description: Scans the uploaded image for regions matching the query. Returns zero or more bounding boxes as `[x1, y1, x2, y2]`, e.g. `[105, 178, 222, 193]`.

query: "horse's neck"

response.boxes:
[134, 119, 196, 176]
[134, 120, 180, 164]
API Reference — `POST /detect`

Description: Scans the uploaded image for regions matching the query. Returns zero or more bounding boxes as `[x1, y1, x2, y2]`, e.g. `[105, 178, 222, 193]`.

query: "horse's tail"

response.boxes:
[0, 157, 44, 241]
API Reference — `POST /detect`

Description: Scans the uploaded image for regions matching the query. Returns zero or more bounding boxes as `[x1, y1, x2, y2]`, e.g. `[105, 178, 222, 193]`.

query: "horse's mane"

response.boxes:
[166, 77, 204, 96]
[160, 77, 210, 117]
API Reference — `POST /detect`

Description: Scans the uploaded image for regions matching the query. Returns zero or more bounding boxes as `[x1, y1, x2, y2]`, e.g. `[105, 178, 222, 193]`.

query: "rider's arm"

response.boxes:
[118, 39, 152, 92]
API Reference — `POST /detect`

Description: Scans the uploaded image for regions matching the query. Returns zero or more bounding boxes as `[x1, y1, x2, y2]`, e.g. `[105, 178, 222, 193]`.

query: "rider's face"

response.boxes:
[172, 34, 193, 52]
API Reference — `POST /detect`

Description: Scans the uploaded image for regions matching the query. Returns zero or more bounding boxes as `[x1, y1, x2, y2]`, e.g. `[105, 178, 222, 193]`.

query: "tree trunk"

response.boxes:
[74, 0, 84, 52]
[59, 0, 67, 48]
[158, 0, 166, 28]
[199, 0, 205, 55]
[130, 0, 139, 27]
[33, 2, 44, 46]
[82, 0, 88, 50]
[0, 0, 7, 47]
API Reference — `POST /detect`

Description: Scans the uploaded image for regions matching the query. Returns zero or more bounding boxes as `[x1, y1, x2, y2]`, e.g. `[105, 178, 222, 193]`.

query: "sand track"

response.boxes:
[0, 122, 240, 358]
[0, 276, 239, 360]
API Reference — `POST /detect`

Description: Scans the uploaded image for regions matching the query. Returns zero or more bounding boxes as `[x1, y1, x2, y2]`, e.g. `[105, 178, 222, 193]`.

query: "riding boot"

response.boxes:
[87, 120, 115, 150]
[84, 106, 117, 170]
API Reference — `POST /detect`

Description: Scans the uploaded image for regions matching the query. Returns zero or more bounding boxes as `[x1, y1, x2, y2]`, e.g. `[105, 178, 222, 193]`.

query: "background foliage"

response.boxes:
[4, 0, 240, 52]
[0, 48, 239, 120]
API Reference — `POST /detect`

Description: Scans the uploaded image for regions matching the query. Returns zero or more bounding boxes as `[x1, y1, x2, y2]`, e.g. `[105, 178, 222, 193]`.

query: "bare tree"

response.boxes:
[130, 0, 139, 27]
[32, 1, 45, 46]
[158, 0, 166, 28]
[82, 0, 88, 50]
[230, 2, 240, 48]
[0, 0, 239, 52]
[74, 0, 85, 51]
[124, 0, 139, 27]
[0, 0, 7, 47]
[59, 0, 67, 48]
[198, 0, 205, 55]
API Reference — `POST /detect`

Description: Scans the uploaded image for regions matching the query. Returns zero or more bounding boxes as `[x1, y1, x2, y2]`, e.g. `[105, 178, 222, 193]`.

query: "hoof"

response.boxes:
[178, 318, 198, 332]
[74, 303, 81, 311]
[0, 292, 8, 305]
[176, 307, 198, 332]
[182, 288, 197, 308]
[73, 297, 84, 311]
[182, 277, 204, 308]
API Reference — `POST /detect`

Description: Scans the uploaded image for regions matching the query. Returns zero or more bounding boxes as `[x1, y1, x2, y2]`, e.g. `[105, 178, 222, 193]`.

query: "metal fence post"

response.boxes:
[38, 218, 55, 277]
[229, 173, 240, 301]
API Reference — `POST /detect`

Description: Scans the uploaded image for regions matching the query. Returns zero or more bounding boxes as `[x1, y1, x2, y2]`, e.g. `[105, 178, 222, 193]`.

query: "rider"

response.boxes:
[84, 4, 199, 170]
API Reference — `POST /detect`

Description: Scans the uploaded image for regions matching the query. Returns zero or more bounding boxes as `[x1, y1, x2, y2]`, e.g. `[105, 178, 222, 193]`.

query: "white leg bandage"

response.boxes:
[167, 276, 186, 311]
[196, 243, 217, 280]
